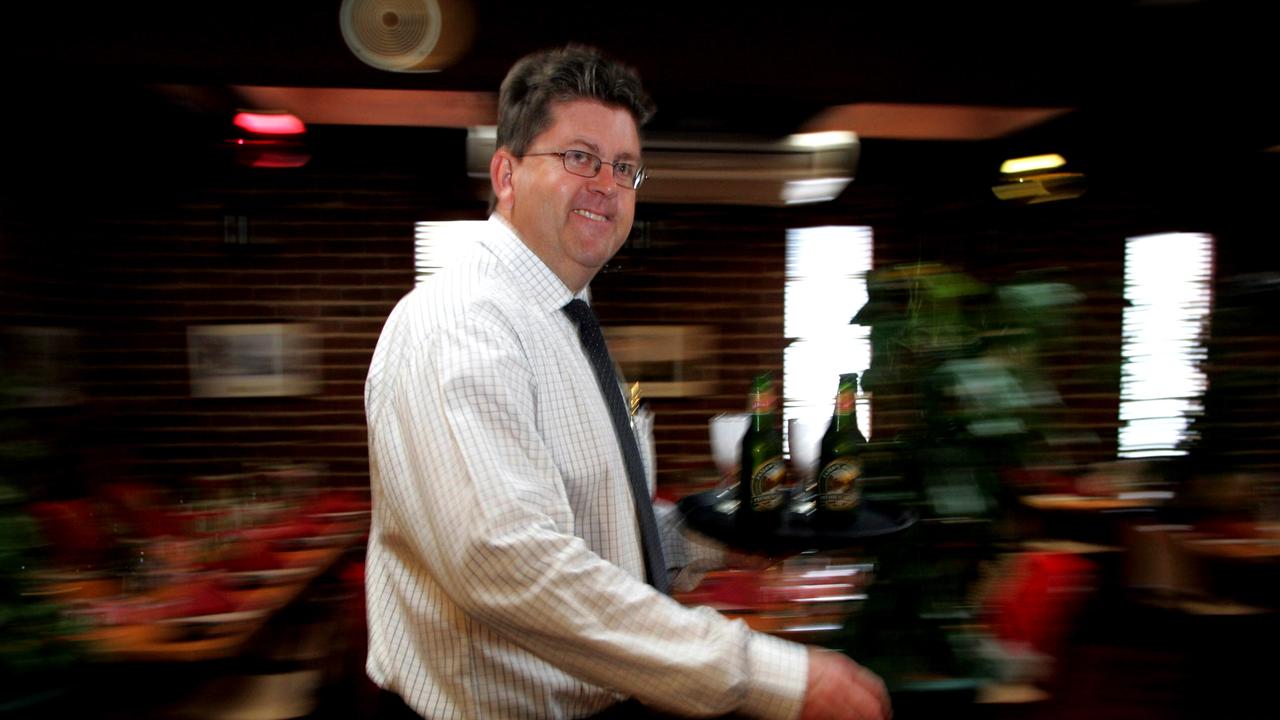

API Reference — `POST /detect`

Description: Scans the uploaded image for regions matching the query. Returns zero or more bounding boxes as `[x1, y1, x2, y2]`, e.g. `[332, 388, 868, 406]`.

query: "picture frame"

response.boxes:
[187, 323, 320, 398]
[1, 326, 83, 407]
[604, 324, 717, 397]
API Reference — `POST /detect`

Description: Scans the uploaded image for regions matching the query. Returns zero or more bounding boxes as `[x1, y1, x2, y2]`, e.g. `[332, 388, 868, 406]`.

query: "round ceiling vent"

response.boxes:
[339, 0, 474, 73]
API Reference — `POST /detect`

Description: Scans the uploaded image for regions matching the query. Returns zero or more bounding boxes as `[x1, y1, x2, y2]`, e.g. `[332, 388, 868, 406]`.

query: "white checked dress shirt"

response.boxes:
[364, 215, 807, 719]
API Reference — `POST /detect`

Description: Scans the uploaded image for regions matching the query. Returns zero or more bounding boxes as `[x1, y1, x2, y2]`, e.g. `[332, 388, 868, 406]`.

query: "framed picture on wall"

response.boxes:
[1, 326, 83, 407]
[603, 324, 717, 397]
[187, 323, 320, 398]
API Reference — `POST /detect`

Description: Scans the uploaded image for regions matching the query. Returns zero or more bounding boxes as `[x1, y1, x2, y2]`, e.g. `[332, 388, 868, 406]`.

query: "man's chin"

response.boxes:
[568, 234, 626, 265]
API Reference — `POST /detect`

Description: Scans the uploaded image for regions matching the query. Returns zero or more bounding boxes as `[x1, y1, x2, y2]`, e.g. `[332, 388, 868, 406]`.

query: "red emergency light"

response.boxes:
[233, 111, 306, 136]
[227, 111, 310, 168]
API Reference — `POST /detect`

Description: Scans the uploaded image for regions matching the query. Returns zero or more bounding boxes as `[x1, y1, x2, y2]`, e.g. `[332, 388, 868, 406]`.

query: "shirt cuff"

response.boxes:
[739, 632, 809, 720]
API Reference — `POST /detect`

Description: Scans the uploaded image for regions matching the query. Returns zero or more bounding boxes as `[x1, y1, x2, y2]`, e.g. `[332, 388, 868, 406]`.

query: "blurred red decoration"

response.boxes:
[984, 551, 1096, 659]
[27, 499, 111, 569]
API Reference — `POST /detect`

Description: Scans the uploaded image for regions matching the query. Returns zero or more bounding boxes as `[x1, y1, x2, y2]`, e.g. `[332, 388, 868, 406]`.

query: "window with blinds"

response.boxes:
[783, 225, 874, 447]
[414, 221, 485, 285]
[1118, 232, 1214, 458]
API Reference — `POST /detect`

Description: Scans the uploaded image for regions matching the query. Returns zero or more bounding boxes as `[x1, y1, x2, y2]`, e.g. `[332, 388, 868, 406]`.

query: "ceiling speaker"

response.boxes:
[339, 0, 474, 73]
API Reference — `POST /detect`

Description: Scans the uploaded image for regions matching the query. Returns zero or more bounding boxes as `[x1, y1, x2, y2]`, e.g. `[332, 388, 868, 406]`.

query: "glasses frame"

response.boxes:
[523, 149, 647, 190]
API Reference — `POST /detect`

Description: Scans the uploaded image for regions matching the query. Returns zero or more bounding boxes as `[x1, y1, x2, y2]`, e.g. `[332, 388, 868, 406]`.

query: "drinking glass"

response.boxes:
[709, 413, 751, 507]
[787, 417, 827, 514]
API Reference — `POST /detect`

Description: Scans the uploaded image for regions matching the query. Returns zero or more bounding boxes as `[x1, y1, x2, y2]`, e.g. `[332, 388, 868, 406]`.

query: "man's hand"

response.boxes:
[799, 648, 891, 720]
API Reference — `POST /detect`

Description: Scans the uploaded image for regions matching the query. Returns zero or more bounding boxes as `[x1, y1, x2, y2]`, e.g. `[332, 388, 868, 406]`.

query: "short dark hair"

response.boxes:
[497, 45, 655, 157]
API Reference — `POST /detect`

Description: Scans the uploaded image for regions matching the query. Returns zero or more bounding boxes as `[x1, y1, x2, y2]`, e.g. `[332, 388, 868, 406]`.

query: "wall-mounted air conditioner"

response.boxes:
[466, 128, 859, 207]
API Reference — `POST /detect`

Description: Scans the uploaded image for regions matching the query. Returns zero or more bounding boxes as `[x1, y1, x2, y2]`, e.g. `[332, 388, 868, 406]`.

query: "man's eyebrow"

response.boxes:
[565, 137, 601, 154]
[567, 137, 639, 163]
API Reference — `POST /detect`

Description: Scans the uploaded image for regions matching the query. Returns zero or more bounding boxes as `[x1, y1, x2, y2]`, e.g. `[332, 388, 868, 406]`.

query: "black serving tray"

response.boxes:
[677, 489, 916, 553]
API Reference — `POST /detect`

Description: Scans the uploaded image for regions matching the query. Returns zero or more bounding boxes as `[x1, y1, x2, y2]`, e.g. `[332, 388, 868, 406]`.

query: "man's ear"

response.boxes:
[490, 150, 515, 211]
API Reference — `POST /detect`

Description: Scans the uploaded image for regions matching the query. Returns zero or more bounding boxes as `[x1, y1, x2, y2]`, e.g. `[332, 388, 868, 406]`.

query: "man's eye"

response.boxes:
[613, 163, 635, 178]
[565, 150, 592, 166]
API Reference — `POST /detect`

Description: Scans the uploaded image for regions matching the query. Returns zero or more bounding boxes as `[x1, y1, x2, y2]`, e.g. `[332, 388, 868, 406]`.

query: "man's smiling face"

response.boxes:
[495, 99, 641, 293]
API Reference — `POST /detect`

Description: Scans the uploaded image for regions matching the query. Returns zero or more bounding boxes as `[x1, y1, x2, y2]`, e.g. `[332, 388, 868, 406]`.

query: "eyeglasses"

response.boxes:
[523, 149, 647, 190]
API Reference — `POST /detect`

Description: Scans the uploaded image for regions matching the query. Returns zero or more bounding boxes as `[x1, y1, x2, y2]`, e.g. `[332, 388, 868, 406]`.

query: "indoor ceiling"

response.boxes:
[3, 0, 1275, 189]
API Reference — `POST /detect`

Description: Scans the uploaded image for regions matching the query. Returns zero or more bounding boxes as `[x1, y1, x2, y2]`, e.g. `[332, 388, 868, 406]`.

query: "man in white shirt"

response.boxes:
[364, 44, 890, 720]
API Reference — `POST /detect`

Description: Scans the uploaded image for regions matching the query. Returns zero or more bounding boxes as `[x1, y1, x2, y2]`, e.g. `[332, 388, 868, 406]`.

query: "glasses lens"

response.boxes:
[613, 164, 636, 185]
[562, 150, 597, 178]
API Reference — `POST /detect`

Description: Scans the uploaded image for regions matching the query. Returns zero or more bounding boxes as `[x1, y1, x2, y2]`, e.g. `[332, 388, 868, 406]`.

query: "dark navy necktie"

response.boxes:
[563, 298, 670, 594]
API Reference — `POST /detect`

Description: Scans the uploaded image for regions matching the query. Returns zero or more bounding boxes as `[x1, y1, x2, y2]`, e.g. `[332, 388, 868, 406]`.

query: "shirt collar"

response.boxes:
[484, 214, 589, 312]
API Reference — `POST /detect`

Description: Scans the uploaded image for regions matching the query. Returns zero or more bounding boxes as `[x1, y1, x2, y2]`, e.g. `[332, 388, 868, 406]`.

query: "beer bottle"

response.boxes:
[738, 373, 787, 527]
[816, 373, 867, 526]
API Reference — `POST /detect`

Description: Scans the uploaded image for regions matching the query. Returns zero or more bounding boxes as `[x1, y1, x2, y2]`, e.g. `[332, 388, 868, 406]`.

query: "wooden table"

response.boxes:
[1176, 530, 1280, 562]
[50, 531, 363, 663]
[1182, 538, 1280, 561]
[1017, 492, 1174, 552]
[1019, 492, 1172, 512]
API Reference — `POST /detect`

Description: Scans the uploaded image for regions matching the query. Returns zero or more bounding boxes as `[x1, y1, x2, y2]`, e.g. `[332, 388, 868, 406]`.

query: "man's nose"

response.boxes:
[589, 164, 617, 194]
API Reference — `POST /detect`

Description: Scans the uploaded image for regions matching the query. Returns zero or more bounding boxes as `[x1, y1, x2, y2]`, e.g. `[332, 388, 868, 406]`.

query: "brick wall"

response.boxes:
[5, 122, 1279, 499]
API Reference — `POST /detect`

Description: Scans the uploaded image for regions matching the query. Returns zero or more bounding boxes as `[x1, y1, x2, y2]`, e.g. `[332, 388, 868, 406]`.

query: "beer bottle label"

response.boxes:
[836, 388, 856, 415]
[817, 456, 862, 511]
[750, 456, 787, 511]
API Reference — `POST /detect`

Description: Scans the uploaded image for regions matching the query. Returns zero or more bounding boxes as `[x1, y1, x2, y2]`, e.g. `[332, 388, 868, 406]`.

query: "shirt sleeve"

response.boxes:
[372, 307, 807, 720]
